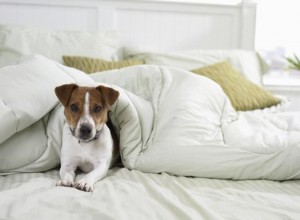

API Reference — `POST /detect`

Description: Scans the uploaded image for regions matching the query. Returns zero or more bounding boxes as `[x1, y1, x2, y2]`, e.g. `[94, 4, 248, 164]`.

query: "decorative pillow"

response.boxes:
[0, 24, 120, 67]
[191, 61, 281, 111]
[63, 56, 144, 73]
[124, 48, 267, 85]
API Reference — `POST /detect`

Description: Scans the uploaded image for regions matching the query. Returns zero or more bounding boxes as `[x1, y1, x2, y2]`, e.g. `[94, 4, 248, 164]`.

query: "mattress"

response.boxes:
[1, 167, 300, 220]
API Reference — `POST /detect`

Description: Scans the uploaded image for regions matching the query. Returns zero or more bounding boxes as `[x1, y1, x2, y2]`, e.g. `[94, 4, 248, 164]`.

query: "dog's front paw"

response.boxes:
[56, 180, 74, 188]
[75, 179, 94, 192]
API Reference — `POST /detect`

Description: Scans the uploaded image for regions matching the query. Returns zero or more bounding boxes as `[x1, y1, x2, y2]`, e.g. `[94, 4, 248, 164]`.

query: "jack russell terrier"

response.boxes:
[55, 83, 119, 192]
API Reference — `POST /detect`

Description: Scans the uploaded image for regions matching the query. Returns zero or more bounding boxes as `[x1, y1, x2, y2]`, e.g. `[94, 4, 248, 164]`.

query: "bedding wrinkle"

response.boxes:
[113, 169, 224, 220]
[145, 66, 169, 145]
[0, 121, 49, 172]
[1, 168, 300, 219]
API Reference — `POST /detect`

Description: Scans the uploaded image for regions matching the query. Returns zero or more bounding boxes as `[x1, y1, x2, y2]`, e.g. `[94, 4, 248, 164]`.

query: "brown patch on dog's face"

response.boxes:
[55, 84, 119, 141]
[63, 87, 88, 130]
[88, 88, 109, 129]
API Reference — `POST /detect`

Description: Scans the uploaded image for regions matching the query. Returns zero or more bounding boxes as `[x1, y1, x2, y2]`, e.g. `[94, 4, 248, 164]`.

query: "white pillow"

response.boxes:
[125, 47, 267, 85]
[0, 25, 120, 67]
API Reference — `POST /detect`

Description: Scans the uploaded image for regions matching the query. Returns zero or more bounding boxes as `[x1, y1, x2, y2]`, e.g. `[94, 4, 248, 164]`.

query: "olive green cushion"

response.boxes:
[63, 56, 144, 73]
[192, 61, 280, 111]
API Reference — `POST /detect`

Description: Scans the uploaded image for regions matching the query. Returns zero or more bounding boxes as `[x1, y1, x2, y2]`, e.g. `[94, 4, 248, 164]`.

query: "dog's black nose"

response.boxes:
[80, 124, 92, 136]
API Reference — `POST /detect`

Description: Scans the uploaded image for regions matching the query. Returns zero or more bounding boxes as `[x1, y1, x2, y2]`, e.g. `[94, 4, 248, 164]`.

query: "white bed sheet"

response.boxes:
[0, 167, 299, 220]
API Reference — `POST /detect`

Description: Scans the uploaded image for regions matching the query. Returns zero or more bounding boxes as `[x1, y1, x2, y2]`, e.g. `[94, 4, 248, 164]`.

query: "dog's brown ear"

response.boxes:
[55, 83, 78, 106]
[96, 85, 119, 108]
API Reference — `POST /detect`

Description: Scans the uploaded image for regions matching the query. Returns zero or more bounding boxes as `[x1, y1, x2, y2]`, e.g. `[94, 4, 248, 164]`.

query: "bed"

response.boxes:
[1, 0, 300, 219]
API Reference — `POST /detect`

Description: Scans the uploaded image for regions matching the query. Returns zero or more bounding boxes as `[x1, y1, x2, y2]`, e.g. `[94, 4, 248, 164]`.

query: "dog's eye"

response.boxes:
[70, 104, 79, 113]
[94, 105, 102, 113]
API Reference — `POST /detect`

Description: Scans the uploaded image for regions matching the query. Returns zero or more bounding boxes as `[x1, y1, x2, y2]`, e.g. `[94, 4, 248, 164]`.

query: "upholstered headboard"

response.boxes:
[0, 0, 256, 50]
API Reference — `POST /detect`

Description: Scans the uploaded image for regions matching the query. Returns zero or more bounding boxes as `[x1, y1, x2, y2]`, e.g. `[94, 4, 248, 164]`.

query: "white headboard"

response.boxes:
[0, 0, 257, 50]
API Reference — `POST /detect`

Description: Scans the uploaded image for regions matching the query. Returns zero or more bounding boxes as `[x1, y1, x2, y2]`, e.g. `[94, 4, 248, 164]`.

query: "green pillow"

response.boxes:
[191, 61, 281, 111]
[63, 56, 144, 73]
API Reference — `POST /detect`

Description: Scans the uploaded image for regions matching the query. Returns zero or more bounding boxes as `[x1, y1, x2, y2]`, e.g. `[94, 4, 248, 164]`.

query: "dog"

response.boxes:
[54, 83, 119, 192]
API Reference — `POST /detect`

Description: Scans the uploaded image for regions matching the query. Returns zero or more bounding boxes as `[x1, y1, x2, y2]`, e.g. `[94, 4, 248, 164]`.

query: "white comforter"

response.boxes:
[1, 55, 300, 180]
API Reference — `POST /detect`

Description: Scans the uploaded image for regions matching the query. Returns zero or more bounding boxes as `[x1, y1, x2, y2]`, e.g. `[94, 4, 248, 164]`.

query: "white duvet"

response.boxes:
[1, 55, 300, 180]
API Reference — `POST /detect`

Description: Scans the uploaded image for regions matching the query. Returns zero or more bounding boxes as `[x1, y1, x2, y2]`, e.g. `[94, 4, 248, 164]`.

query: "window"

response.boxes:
[256, 0, 300, 71]
[256, 0, 300, 86]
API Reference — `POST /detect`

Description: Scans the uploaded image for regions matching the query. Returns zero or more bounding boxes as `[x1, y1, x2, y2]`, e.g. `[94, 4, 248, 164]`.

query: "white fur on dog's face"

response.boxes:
[73, 92, 102, 142]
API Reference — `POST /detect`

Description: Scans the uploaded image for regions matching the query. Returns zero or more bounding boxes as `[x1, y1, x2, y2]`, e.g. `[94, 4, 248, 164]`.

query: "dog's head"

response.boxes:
[55, 84, 119, 142]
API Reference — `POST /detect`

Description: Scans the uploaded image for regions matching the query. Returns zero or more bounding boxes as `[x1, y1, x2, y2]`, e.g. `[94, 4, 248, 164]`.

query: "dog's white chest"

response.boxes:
[61, 123, 113, 171]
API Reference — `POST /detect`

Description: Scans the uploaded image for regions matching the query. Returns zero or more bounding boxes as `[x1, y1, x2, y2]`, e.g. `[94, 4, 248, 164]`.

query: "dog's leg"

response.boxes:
[75, 162, 109, 192]
[56, 163, 76, 187]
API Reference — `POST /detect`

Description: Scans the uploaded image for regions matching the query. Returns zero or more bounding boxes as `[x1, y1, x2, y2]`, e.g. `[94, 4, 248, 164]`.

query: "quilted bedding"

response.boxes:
[1, 55, 300, 180]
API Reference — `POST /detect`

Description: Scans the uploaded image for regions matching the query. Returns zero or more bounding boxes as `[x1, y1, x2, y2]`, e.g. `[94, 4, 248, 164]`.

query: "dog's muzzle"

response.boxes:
[78, 123, 93, 141]
[79, 124, 92, 138]
[70, 124, 102, 143]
